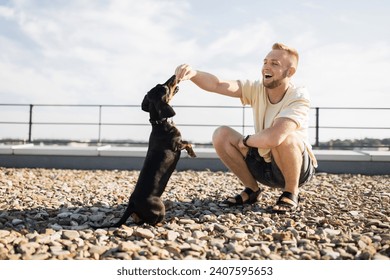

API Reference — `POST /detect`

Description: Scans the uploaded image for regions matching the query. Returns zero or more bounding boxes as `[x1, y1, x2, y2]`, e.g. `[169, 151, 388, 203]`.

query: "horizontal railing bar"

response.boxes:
[0, 122, 28, 125]
[313, 126, 390, 129]
[2, 122, 387, 130]
[0, 104, 245, 109]
[0, 122, 388, 127]
[2, 122, 251, 128]
[310, 107, 390, 110]
[1, 104, 389, 110]
[0, 104, 139, 108]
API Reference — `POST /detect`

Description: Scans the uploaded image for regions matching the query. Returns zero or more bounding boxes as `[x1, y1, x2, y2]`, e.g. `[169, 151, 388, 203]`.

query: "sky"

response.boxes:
[0, 0, 389, 143]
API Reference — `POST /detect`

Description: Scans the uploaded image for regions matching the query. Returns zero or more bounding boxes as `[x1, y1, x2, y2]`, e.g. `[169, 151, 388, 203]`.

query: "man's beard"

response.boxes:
[263, 69, 289, 89]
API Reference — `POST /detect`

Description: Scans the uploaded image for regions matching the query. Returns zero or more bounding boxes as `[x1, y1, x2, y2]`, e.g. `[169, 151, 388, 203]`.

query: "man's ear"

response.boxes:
[155, 101, 176, 118]
[287, 66, 296, 77]
[141, 95, 150, 112]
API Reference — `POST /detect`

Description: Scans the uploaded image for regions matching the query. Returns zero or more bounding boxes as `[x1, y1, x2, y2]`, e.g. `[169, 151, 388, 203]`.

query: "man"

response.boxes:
[175, 43, 317, 213]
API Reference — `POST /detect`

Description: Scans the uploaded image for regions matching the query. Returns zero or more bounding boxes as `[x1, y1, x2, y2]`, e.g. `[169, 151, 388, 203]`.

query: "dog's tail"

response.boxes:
[91, 203, 135, 229]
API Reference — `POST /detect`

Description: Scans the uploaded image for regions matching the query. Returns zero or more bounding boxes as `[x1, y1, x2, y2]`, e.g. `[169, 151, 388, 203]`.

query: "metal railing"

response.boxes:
[0, 104, 389, 149]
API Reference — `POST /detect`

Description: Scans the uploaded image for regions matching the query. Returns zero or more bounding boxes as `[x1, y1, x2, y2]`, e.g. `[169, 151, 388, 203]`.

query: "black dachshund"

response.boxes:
[93, 75, 196, 228]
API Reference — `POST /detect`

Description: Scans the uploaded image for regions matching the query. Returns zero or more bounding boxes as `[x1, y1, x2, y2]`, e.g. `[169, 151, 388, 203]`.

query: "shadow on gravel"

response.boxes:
[0, 198, 269, 232]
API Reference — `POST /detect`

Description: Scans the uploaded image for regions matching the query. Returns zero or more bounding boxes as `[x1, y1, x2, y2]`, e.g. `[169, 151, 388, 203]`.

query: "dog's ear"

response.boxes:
[141, 94, 150, 112]
[155, 101, 176, 118]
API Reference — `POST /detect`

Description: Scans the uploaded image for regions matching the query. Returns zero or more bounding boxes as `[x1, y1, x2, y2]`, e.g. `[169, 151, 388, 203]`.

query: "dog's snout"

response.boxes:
[162, 75, 179, 101]
[164, 75, 177, 88]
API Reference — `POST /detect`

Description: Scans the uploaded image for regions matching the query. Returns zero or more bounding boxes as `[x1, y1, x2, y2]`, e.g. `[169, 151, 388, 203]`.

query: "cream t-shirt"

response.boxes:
[239, 79, 318, 167]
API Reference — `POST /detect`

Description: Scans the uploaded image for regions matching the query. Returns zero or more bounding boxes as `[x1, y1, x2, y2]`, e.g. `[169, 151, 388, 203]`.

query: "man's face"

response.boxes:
[262, 50, 292, 89]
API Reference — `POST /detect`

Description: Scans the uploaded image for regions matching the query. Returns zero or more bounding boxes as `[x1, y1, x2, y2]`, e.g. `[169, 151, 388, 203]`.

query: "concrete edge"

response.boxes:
[0, 144, 389, 175]
[1, 144, 389, 161]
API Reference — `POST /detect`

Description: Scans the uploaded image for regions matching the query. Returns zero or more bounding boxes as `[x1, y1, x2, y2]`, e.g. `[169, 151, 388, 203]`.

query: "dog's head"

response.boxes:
[141, 75, 179, 120]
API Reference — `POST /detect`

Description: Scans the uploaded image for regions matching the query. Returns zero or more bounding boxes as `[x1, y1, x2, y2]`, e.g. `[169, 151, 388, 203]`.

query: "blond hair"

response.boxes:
[272, 42, 299, 67]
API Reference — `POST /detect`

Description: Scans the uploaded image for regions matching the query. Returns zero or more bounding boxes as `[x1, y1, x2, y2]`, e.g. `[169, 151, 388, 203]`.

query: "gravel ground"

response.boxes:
[0, 167, 389, 260]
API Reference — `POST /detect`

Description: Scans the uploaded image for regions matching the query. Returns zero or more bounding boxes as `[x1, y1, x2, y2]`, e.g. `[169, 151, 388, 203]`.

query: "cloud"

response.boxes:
[0, 0, 279, 107]
[0, 5, 14, 19]
[208, 21, 275, 58]
[0, 0, 196, 104]
[299, 42, 390, 107]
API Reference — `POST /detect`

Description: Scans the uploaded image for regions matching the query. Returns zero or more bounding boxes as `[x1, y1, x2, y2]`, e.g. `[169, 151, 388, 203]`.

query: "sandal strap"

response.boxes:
[225, 187, 261, 206]
[234, 194, 244, 204]
[277, 191, 299, 205]
[243, 187, 256, 196]
[244, 187, 261, 203]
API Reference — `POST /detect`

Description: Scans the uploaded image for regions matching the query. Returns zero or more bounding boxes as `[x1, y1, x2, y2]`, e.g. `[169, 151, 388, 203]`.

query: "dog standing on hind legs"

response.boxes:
[92, 75, 196, 228]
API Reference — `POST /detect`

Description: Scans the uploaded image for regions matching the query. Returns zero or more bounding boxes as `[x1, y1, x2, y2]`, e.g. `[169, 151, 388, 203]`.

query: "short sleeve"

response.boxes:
[276, 87, 310, 129]
[239, 79, 261, 106]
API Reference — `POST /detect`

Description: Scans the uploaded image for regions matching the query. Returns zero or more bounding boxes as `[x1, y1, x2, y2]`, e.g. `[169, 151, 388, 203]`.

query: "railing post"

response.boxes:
[98, 105, 102, 144]
[28, 104, 33, 143]
[315, 107, 319, 147]
[242, 106, 245, 135]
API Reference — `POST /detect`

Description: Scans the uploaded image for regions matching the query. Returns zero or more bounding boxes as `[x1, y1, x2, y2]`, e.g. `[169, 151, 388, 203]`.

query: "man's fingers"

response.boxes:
[175, 64, 191, 81]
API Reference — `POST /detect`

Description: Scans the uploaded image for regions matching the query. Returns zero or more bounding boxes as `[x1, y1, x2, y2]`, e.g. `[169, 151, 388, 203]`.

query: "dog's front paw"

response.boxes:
[186, 147, 196, 158]
[179, 141, 196, 157]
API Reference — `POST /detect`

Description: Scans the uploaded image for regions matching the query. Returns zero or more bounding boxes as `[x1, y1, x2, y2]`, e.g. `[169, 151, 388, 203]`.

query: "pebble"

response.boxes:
[62, 230, 80, 240]
[0, 168, 389, 260]
[118, 242, 140, 252]
[89, 245, 108, 255]
[167, 230, 180, 241]
[134, 228, 154, 239]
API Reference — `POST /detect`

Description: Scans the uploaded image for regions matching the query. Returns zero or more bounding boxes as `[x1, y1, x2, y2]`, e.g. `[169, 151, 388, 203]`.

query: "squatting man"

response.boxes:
[175, 42, 318, 213]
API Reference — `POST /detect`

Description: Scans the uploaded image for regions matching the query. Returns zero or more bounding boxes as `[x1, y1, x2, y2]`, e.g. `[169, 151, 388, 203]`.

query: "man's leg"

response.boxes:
[212, 126, 259, 202]
[271, 132, 304, 210]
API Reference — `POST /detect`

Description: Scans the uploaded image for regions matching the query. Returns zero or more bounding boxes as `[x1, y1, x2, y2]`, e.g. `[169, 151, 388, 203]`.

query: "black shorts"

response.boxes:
[244, 147, 315, 188]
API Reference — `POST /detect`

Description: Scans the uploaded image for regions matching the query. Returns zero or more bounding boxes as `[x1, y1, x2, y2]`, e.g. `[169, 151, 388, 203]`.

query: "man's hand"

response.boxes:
[175, 64, 197, 82]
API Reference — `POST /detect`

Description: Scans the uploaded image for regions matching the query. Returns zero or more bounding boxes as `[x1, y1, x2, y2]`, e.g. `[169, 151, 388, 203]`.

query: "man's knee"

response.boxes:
[273, 133, 304, 153]
[212, 126, 232, 147]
